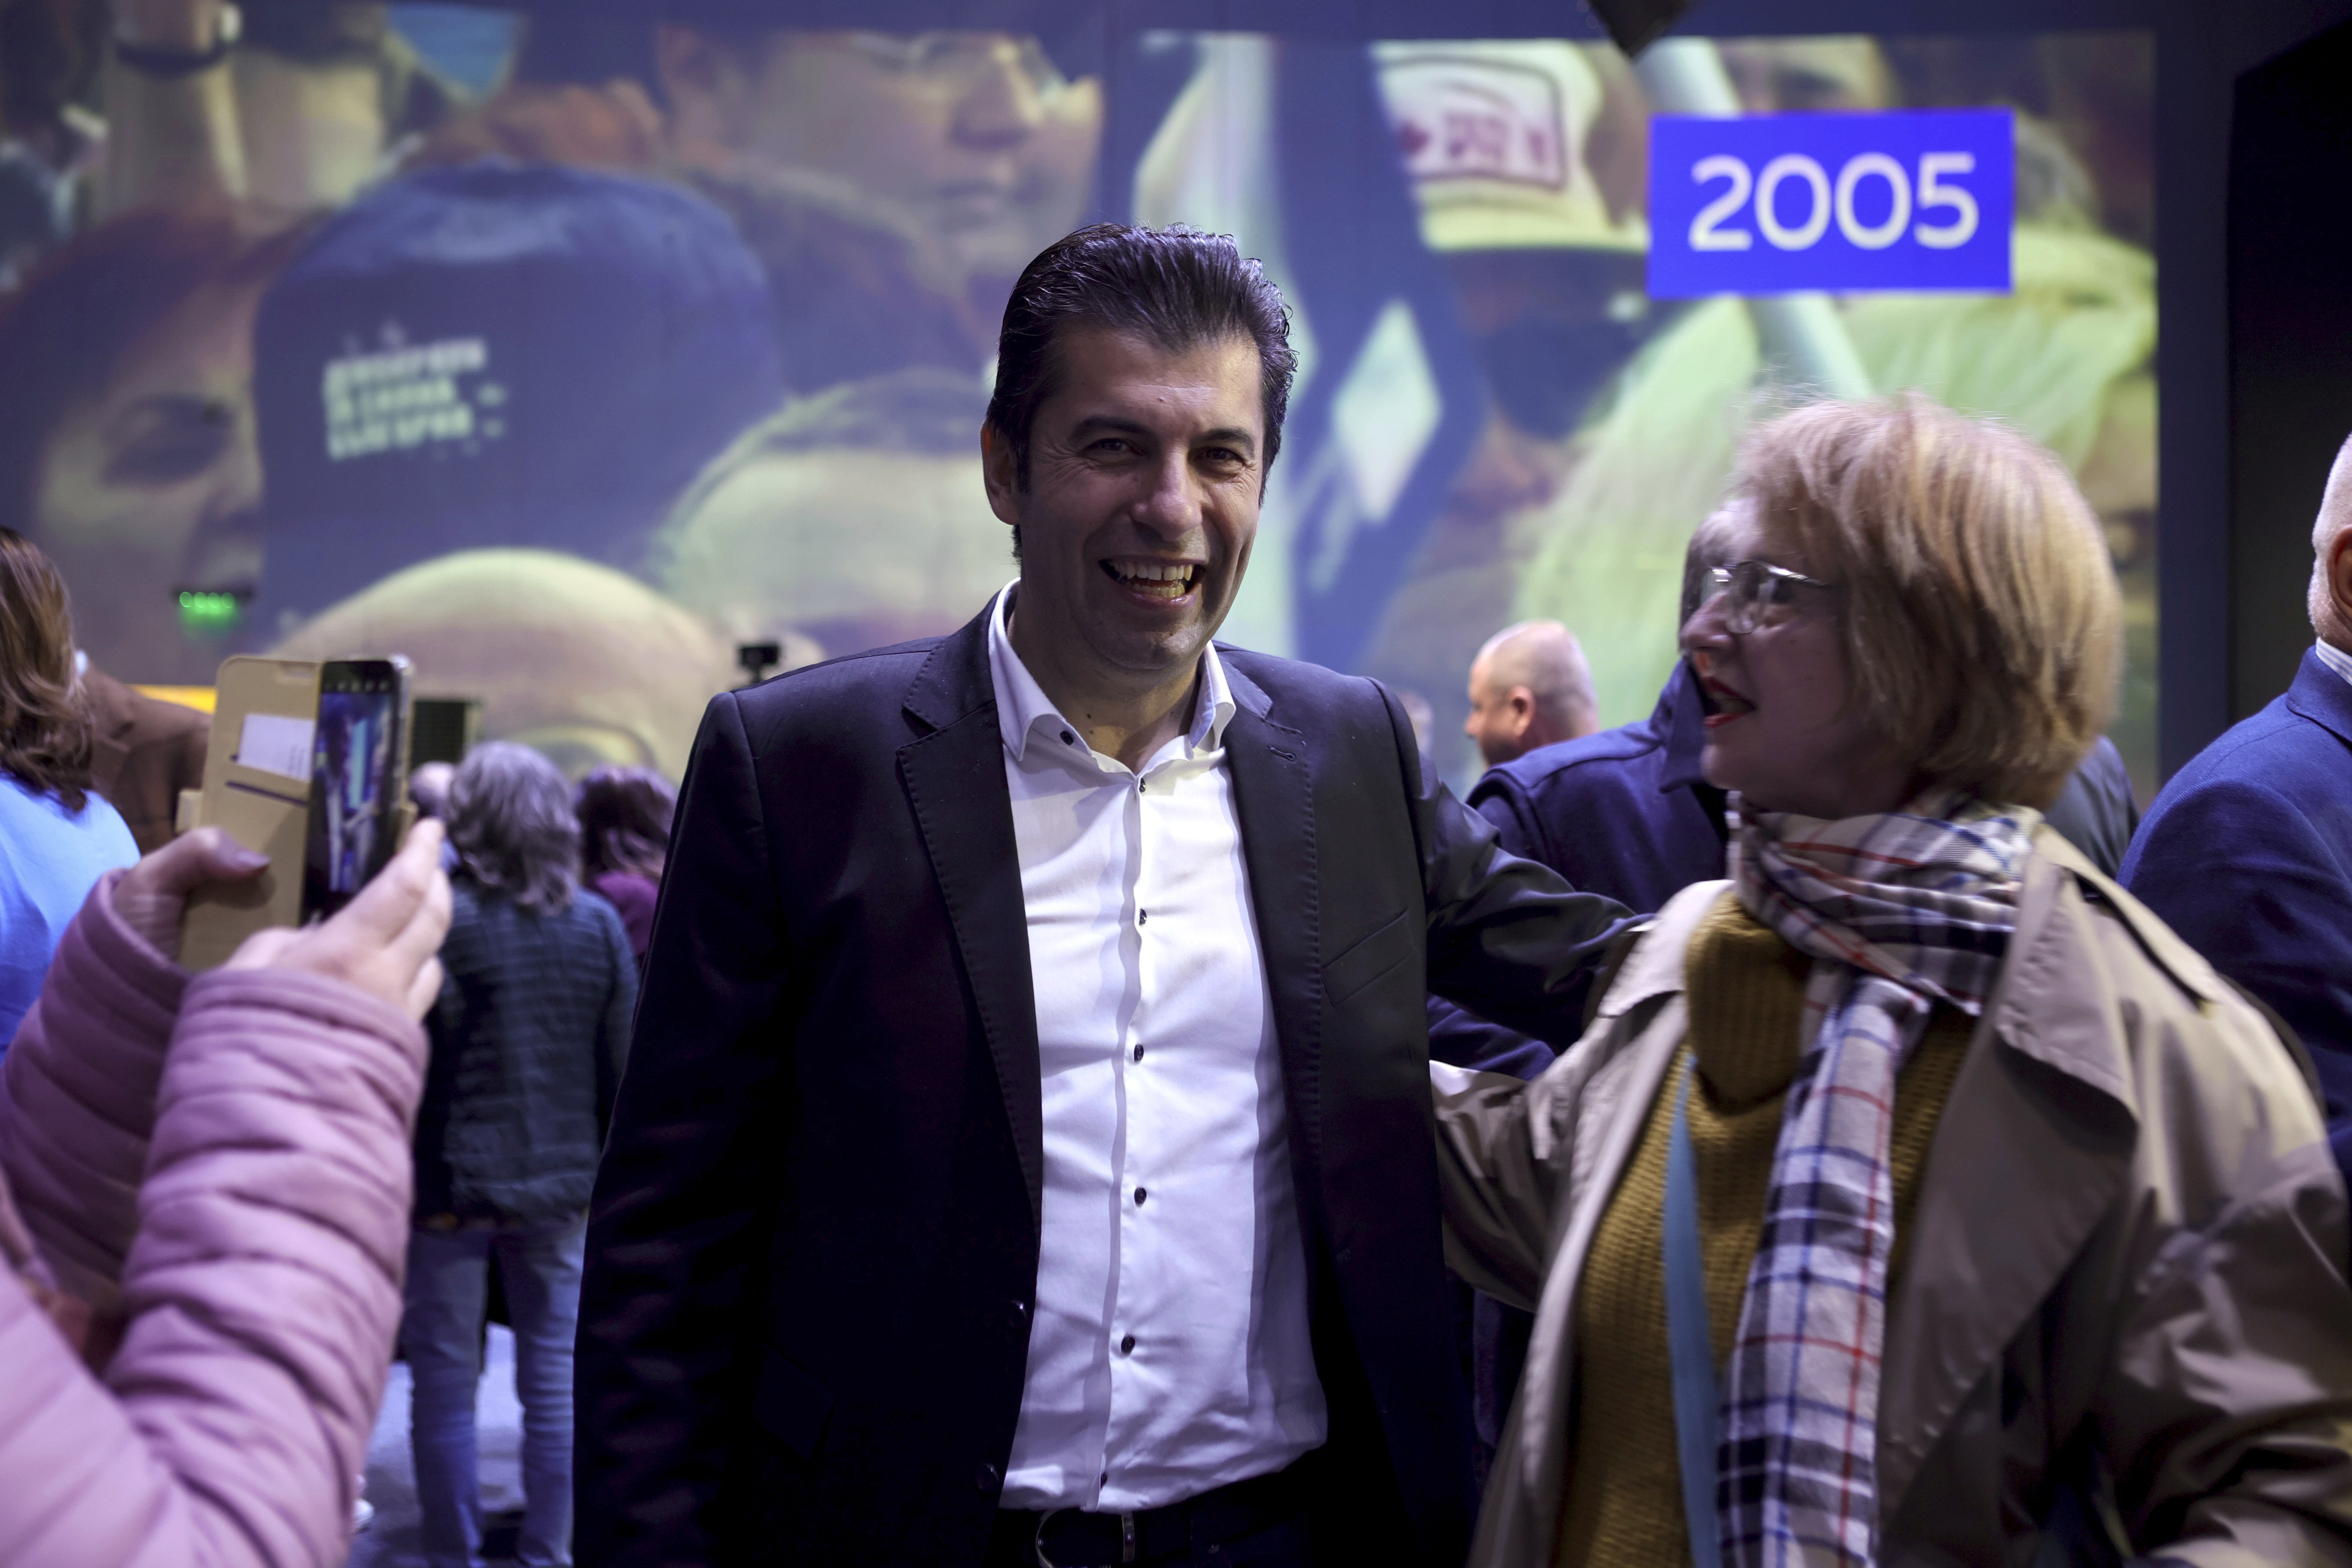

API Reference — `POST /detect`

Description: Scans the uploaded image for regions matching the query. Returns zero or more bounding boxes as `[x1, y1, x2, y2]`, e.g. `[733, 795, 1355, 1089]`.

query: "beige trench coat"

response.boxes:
[1432, 833, 2352, 1567]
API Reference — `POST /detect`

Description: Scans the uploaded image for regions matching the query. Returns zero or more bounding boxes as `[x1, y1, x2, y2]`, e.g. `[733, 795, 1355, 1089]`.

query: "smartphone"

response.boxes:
[302, 657, 412, 922]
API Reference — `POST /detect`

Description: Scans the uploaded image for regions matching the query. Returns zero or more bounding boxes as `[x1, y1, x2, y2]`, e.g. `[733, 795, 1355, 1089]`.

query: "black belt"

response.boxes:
[991, 1459, 1311, 1568]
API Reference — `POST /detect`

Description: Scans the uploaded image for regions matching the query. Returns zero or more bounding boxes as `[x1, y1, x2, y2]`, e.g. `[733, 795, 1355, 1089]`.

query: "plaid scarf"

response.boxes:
[1718, 791, 2037, 1567]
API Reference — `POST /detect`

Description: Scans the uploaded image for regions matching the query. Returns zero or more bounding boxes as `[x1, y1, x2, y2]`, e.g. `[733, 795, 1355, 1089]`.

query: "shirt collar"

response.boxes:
[2315, 638, 2352, 694]
[1657, 658, 1712, 795]
[987, 580, 1237, 766]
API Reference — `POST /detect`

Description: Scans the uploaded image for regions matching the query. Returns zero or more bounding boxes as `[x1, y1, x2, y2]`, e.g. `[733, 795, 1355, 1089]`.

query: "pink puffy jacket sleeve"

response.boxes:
[0, 870, 188, 1306]
[0, 872, 427, 1568]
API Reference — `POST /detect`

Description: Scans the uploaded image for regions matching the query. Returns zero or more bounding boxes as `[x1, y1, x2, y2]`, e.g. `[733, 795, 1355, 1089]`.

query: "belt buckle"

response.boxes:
[1033, 1507, 1139, 1568]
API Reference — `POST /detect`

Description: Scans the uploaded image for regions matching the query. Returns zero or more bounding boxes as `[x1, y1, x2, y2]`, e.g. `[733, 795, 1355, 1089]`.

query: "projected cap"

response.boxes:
[1373, 41, 1648, 255]
[253, 161, 784, 621]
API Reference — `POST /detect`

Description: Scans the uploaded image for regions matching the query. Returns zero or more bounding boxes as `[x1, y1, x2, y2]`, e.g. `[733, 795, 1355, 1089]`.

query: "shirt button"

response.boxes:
[1132, 1044, 1145, 1063]
[1139, 908, 1148, 926]
[975, 1461, 1001, 1493]
[1060, 729, 1075, 745]
[1120, 1334, 1136, 1355]
[1134, 1186, 1148, 1206]
[1007, 1299, 1029, 1331]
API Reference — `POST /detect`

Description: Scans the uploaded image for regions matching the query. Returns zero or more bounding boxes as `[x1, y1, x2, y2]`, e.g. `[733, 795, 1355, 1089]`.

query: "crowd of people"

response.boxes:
[0, 219, 2347, 1568]
[0, 4, 2164, 799]
[0, 512, 675, 1563]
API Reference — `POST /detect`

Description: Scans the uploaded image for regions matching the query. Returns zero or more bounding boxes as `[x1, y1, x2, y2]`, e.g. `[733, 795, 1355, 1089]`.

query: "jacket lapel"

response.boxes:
[1876, 845, 2138, 1517]
[1217, 661, 1329, 1200]
[899, 600, 1046, 1228]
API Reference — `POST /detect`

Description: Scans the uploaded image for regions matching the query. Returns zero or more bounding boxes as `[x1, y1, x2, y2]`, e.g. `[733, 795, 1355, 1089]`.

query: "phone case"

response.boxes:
[177, 655, 417, 971]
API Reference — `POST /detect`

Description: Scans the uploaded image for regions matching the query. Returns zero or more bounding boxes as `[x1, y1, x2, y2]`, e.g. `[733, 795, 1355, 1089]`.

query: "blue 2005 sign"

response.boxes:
[1647, 110, 2013, 297]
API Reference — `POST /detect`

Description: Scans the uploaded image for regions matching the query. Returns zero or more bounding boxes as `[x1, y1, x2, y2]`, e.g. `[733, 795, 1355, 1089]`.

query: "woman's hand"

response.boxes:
[111, 825, 273, 957]
[224, 823, 453, 1020]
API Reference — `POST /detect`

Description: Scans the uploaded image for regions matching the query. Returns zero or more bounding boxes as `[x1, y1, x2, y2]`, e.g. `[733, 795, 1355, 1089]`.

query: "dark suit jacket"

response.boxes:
[1426, 663, 1725, 1080]
[2122, 646, 2352, 1182]
[575, 602, 1636, 1567]
[1467, 660, 1727, 914]
[2040, 734, 2139, 878]
[81, 668, 208, 855]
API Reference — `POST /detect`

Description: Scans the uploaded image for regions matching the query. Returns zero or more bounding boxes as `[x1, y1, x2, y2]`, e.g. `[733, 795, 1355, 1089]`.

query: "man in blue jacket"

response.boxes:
[2124, 436, 2352, 1182]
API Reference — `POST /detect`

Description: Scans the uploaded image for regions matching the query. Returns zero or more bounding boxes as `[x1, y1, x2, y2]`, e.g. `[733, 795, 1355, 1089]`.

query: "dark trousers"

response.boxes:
[983, 1463, 1314, 1568]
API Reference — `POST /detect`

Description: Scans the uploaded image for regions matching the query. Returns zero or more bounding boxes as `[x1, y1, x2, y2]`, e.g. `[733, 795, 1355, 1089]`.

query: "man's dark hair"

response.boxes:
[986, 224, 1296, 491]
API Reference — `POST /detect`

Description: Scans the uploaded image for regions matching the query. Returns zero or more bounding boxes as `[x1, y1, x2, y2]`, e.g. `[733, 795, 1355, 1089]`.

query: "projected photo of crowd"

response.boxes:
[0, 2, 2156, 793]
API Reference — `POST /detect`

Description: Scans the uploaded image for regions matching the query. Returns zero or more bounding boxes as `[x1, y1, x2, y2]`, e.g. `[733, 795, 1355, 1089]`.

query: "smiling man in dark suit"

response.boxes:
[574, 224, 1635, 1568]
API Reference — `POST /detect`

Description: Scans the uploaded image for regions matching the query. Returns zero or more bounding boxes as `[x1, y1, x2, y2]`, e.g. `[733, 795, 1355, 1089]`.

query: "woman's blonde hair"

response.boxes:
[1737, 395, 2121, 809]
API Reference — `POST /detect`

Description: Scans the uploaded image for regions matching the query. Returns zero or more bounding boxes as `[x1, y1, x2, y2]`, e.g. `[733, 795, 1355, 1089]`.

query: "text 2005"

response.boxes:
[1686, 150, 1982, 255]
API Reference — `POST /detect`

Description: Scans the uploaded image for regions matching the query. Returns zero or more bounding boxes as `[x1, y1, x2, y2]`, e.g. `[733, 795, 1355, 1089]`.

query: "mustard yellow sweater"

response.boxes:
[1553, 891, 1973, 1568]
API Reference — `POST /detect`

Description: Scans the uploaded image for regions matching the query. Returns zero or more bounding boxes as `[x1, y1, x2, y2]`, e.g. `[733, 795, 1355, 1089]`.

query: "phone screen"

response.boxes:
[303, 659, 409, 921]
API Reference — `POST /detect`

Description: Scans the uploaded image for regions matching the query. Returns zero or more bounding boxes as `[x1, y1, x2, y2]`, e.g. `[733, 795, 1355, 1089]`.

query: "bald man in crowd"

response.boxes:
[2125, 432, 2352, 1188]
[1461, 620, 1599, 768]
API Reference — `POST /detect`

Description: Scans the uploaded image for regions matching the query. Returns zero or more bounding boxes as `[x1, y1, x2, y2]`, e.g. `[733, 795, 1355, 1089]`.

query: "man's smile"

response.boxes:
[1100, 557, 1202, 603]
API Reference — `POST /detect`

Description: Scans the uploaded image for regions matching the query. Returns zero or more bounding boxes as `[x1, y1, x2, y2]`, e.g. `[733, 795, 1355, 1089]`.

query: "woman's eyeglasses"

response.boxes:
[1702, 559, 1838, 635]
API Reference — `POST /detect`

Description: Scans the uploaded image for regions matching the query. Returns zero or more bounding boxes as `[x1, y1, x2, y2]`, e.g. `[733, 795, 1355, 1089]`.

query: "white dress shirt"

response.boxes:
[989, 585, 1327, 1511]
[2316, 638, 2352, 692]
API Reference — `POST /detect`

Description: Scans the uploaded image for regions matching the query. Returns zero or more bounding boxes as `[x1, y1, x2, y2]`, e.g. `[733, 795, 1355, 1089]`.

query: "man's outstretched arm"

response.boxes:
[577, 692, 793, 1566]
[1381, 686, 1640, 1047]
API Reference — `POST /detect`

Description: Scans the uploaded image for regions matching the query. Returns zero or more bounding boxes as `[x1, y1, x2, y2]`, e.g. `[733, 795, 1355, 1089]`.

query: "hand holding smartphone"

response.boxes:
[178, 655, 414, 969]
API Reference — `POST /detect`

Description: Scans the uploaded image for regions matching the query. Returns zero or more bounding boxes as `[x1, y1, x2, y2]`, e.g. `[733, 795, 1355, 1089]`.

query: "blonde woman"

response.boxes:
[1433, 396, 2352, 1567]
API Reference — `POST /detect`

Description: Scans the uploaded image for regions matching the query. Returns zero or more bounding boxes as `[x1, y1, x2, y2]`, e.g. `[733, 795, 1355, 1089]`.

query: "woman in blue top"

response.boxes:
[0, 528, 138, 1052]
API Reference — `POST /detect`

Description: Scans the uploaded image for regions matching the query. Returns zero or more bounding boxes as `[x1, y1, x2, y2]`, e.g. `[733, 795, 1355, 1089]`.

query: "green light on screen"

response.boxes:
[178, 590, 243, 632]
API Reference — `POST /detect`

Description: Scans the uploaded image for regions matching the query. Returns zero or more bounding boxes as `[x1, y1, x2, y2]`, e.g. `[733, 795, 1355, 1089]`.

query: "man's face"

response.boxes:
[983, 329, 1265, 692]
[671, 29, 1102, 289]
[1463, 653, 1535, 766]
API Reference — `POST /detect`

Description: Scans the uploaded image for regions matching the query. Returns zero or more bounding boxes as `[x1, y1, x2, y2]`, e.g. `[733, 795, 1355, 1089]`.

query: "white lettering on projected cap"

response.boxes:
[236, 712, 315, 782]
[1381, 55, 1566, 190]
[321, 328, 504, 461]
